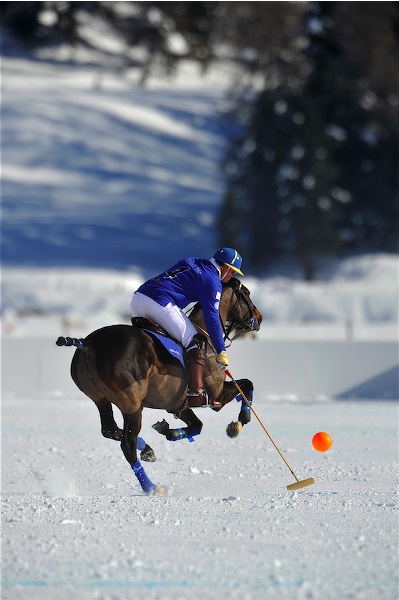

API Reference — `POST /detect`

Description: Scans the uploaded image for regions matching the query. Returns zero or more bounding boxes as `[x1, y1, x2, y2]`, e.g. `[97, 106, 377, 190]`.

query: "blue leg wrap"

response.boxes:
[174, 428, 187, 441]
[236, 390, 253, 409]
[167, 423, 201, 443]
[188, 423, 201, 441]
[236, 390, 253, 425]
[136, 436, 146, 451]
[131, 459, 156, 494]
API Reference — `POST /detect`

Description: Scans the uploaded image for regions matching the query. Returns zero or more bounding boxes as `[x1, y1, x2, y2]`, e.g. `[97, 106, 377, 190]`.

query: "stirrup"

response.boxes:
[186, 389, 221, 409]
[186, 388, 209, 408]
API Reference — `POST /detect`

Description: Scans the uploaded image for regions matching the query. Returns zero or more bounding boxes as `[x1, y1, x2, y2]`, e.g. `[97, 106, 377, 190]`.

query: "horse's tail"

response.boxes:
[56, 336, 89, 351]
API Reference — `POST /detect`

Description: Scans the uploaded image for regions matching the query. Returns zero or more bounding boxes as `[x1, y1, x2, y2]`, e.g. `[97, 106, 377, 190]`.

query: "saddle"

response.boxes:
[131, 317, 219, 409]
[131, 317, 186, 368]
[132, 317, 178, 340]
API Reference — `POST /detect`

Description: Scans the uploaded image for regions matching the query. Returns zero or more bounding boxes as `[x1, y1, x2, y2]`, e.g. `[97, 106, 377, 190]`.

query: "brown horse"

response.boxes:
[56, 278, 262, 494]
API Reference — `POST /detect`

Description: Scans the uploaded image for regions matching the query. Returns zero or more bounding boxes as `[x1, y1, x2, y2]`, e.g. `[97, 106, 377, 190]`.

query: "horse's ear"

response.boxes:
[233, 278, 243, 292]
[234, 279, 250, 295]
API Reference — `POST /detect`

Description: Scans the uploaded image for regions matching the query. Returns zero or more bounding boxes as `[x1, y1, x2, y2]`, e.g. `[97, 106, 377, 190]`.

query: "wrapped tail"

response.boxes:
[56, 336, 88, 351]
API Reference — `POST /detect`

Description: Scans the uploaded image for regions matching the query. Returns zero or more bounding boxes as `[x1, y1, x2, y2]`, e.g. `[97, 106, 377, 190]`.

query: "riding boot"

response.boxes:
[185, 336, 222, 408]
[186, 336, 208, 407]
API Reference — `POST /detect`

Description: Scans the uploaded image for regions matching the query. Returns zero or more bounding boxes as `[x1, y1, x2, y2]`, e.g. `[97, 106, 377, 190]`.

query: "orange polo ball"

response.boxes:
[312, 432, 333, 452]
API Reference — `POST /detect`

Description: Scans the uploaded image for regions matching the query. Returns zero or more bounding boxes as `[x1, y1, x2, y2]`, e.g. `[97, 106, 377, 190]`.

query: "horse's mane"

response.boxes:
[225, 277, 250, 296]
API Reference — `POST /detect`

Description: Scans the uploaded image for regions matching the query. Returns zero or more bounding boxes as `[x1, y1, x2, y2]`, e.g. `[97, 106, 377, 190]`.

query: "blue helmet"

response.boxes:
[213, 247, 244, 276]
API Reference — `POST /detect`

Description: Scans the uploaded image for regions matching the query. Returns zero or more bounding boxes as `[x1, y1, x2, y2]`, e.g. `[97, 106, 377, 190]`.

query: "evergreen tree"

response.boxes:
[222, 88, 341, 279]
[220, 1, 398, 278]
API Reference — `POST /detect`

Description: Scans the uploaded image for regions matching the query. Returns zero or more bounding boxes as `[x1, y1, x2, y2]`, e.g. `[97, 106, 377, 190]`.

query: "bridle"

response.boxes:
[221, 280, 260, 346]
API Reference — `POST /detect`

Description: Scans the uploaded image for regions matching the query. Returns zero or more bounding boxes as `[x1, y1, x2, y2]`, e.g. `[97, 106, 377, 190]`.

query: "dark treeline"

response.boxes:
[218, 2, 398, 278]
[3, 1, 398, 278]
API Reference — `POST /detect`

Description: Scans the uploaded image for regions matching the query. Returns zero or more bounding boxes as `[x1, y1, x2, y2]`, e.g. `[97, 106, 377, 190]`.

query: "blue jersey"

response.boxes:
[137, 257, 225, 353]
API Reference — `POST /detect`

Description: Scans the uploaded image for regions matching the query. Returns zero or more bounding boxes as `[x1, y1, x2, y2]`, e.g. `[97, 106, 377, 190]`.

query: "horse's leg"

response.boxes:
[152, 408, 203, 442]
[94, 398, 156, 461]
[234, 378, 254, 426]
[121, 410, 163, 495]
[137, 436, 157, 462]
[95, 398, 123, 440]
[211, 378, 254, 438]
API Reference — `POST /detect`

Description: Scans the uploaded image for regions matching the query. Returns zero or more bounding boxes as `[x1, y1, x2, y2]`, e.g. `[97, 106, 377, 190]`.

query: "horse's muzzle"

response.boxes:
[249, 316, 261, 332]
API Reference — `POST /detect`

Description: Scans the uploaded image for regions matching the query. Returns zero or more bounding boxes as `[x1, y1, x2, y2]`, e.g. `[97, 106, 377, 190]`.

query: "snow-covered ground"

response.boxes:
[1, 38, 398, 600]
[2, 395, 398, 600]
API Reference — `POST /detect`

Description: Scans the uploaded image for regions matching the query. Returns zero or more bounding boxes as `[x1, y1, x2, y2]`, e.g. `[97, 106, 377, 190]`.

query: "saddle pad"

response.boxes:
[143, 329, 185, 368]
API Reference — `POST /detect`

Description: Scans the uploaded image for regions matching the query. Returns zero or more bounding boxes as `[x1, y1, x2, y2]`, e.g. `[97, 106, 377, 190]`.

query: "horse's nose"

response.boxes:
[251, 314, 261, 331]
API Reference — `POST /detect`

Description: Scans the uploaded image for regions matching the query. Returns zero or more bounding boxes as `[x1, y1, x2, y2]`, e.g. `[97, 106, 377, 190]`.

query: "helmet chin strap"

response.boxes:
[220, 266, 231, 282]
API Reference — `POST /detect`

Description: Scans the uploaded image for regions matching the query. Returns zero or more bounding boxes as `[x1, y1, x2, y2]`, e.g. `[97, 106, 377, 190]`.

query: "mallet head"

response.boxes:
[287, 478, 315, 491]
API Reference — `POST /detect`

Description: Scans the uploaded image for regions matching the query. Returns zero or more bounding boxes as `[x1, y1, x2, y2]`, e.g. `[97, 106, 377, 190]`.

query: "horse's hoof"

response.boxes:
[147, 485, 167, 495]
[226, 421, 243, 438]
[140, 444, 157, 462]
[102, 428, 123, 441]
[152, 419, 170, 436]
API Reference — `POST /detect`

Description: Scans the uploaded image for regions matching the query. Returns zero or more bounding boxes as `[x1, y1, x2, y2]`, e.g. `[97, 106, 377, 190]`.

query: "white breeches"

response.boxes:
[130, 292, 198, 348]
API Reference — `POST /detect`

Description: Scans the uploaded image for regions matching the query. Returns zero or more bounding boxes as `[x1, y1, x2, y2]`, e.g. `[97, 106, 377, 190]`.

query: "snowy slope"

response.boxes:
[1, 50, 398, 342]
[1, 54, 234, 273]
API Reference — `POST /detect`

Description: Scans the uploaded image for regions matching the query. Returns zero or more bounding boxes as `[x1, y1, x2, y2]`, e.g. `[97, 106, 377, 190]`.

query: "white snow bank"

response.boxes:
[2, 254, 398, 341]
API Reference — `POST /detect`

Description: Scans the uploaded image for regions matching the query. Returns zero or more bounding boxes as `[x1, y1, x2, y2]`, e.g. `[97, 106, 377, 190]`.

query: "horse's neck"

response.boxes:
[189, 307, 206, 330]
[189, 287, 233, 331]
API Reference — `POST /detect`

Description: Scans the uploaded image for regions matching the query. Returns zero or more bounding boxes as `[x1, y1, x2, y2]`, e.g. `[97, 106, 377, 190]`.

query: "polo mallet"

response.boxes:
[226, 370, 315, 491]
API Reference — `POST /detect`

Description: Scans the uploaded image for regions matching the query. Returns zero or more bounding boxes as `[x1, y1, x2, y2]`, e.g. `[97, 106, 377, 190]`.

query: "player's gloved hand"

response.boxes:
[216, 351, 229, 371]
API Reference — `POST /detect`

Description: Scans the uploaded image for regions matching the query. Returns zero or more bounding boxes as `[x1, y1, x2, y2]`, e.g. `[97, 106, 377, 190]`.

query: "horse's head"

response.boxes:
[220, 278, 262, 345]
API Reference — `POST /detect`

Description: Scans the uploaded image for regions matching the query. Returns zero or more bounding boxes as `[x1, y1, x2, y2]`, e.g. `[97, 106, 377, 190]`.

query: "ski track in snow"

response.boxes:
[1, 396, 398, 600]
